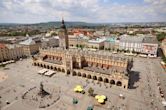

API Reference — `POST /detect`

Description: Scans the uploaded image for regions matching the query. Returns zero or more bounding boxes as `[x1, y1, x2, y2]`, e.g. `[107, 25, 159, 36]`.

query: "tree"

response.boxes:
[72, 98, 78, 104]
[112, 48, 115, 51]
[99, 46, 104, 50]
[157, 32, 166, 42]
[117, 49, 119, 52]
[132, 49, 135, 53]
[76, 44, 79, 48]
[88, 87, 94, 96]
[80, 45, 84, 49]
[162, 56, 166, 63]
[126, 49, 130, 53]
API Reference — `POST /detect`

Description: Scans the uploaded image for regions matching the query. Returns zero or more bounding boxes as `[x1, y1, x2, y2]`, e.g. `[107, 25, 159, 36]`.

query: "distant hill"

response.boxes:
[36, 21, 100, 26]
[0, 21, 166, 29]
[0, 21, 102, 29]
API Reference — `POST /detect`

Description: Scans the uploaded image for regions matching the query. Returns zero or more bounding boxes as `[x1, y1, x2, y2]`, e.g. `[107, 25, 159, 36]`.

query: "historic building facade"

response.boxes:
[141, 37, 158, 57]
[68, 34, 89, 48]
[0, 44, 24, 63]
[33, 19, 131, 89]
[161, 38, 166, 57]
[19, 37, 40, 56]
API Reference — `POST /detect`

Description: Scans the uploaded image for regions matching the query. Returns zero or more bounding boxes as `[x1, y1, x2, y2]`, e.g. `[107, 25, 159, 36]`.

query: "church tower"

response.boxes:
[58, 18, 69, 49]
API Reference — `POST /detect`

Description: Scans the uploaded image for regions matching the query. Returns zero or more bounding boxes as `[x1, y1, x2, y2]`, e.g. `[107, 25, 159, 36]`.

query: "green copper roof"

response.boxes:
[106, 37, 116, 42]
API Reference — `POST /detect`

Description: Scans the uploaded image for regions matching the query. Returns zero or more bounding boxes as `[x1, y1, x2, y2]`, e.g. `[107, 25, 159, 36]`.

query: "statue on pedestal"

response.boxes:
[38, 82, 49, 98]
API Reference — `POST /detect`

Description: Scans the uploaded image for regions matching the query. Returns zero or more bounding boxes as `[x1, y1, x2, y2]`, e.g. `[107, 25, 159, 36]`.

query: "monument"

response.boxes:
[22, 82, 60, 108]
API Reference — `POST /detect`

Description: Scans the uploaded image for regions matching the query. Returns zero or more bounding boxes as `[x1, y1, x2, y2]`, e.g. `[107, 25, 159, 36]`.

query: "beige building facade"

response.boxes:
[19, 37, 40, 56]
[21, 44, 39, 56]
[33, 48, 130, 89]
[68, 35, 88, 48]
[161, 39, 166, 57]
[6, 44, 24, 60]
[88, 38, 106, 49]
[0, 44, 24, 63]
[0, 44, 9, 62]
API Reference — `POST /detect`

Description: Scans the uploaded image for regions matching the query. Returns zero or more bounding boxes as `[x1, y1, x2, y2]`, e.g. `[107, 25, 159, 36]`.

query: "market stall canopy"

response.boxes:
[44, 70, 55, 76]
[100, 95, 106, 100]
[95, 95, 107, 104]
[98, 98, 104, 103]
[38, 69, 48, 75]
[74, 85, 84, 92]
[95, 95, 100, 99]
[162, 101, 166, 106]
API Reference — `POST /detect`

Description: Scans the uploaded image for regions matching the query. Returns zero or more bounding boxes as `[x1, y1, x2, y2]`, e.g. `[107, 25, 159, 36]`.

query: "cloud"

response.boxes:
[144, 0, 166, 5]
[0, 0, 166, 23]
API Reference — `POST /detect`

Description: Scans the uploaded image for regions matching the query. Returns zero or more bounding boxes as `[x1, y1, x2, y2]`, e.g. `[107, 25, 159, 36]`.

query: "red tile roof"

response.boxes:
[0, 43, 6, 49]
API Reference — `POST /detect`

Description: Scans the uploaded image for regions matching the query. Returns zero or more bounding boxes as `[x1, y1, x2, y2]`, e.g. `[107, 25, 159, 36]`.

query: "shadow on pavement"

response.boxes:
[128, 71, 140, 89]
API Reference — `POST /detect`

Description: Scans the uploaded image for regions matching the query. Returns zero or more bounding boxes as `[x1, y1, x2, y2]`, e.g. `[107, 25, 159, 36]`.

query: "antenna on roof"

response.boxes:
[61, 13, 64, 24]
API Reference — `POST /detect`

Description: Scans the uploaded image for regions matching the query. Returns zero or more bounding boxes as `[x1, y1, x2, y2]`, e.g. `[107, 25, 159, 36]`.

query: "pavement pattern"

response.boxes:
[0, 57, 165, 110]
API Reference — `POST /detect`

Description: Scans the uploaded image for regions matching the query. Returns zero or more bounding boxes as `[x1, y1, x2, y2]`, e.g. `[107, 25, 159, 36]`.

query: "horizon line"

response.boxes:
[0, 21, 166, 25]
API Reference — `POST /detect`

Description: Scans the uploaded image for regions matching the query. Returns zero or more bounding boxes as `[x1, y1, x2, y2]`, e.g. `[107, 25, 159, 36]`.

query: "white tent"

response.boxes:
[44, 70, 55, 77]
[162, 101, 166, 106]
[38, 69, 48, 75]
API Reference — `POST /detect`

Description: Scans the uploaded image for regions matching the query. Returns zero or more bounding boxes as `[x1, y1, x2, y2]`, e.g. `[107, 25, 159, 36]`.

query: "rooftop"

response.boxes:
[106, 37, 116, 42]
[41, 48, 128, 62]
[19, 37, 36, 45]
[0, 43, 6, 49]
[69, 35, 89, 40]
[88, 38, 106, 44]
[5, 44, 22, 49]
[142, 37, 158, 44]
[120, 35, 144, 43]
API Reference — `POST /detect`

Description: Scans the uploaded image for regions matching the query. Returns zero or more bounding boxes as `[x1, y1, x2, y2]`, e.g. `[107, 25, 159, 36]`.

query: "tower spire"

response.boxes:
[59, 18, 68, 49]
[60, 17, 66, 29]
[62, 17, 64, 24]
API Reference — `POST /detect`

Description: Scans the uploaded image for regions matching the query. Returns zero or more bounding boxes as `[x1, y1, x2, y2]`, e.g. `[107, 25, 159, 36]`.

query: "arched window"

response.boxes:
[62, 69, 65, 73]
[51, 66, 53, 70]
[54, 67, 57, 70]
[92, 76, 97, 80]
[67, 70, 70, 75]
[78, 72, 81, 76]
[110, 80, 115, 85]
[104, 78, 109, 83]
[82, 73, 86, 77]
[98, 77, 103, 81]
[73, 71, 77, 76]
[87, 74, 91, 79]
[116, 81, 122, 86]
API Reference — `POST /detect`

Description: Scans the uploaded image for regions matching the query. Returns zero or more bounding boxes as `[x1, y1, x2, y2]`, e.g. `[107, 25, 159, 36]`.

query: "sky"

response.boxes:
[0, 0, 166, 23]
